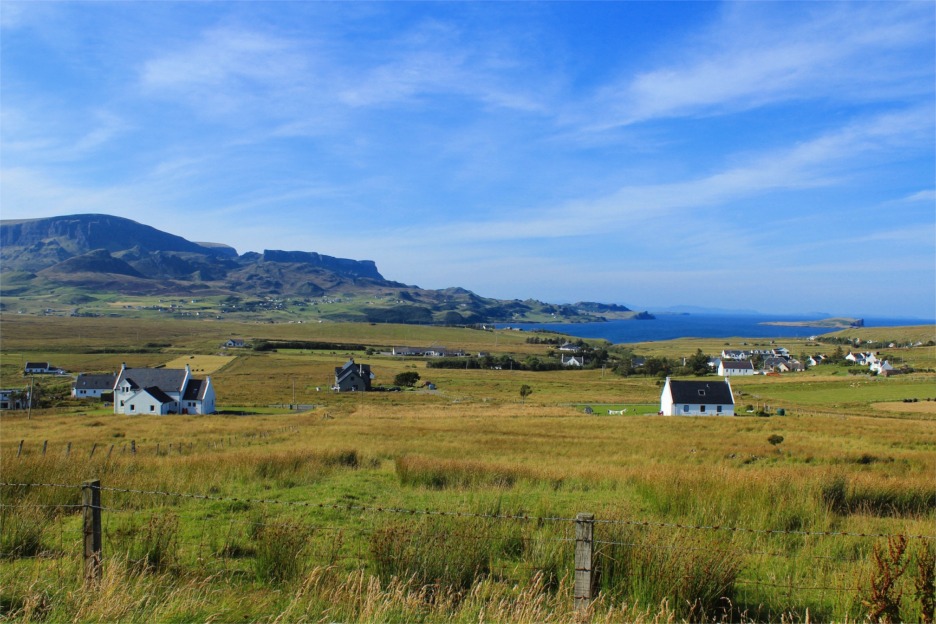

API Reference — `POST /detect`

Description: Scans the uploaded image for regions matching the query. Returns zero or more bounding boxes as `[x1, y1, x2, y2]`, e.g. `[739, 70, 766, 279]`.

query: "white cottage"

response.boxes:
[660, 377, 735, 416]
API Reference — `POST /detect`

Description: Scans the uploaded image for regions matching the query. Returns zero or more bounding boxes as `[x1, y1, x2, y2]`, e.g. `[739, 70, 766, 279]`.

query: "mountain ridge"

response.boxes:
[0, 214, 650, 324]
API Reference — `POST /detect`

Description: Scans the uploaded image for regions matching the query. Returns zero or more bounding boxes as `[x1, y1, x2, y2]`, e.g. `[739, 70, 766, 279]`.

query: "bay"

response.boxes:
[495, 315, 934, 344]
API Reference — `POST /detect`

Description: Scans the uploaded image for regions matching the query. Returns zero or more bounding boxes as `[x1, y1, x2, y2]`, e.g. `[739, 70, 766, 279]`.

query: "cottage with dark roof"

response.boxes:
[717, 359, 755, 377]
[333, 358, 374, 392]
[72, 373, 117, 399]
[113, 363, 215, 415]
[660, 377, 735, 416]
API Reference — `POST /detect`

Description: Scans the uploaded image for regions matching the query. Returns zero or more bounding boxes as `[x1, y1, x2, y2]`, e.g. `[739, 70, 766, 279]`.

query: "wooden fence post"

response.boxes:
[131, 440, 136, 454]
[89, 443, 97, 459]
[17, 440, 23, 457]
[82, 480, 102, 586]
[66, 442, 71, 457]
[574, 512, 595, 613]
[42, 440, 48, 455]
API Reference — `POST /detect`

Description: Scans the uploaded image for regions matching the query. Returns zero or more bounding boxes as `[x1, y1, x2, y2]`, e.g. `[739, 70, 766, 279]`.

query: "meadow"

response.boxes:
[1, 315, 934, 622]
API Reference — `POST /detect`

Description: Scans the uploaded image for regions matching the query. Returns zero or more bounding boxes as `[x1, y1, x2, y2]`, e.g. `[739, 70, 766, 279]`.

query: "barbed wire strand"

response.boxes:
[3, 482, 934, 541]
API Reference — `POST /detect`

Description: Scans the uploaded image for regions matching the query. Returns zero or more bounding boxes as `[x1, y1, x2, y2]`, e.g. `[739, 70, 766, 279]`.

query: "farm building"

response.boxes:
[113, 363, 215, 415]
[660, 377, 735, 416]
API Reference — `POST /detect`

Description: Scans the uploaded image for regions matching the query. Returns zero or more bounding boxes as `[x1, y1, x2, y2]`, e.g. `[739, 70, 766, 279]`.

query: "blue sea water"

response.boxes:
[496, 315, 934, 344]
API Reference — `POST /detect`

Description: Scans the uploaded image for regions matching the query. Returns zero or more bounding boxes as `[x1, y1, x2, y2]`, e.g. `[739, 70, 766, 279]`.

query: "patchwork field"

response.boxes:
[1, 315, 934, 622]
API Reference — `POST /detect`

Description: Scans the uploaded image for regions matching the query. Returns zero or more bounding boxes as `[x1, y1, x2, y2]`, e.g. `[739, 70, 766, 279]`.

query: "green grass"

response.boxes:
[2, 314, 935, 622]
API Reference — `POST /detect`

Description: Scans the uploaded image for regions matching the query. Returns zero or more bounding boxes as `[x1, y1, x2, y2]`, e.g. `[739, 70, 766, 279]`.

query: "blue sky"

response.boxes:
[2, 1, 934, 318]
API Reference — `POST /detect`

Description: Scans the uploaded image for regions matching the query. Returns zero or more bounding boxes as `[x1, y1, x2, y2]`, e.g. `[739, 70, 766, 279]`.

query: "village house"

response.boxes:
[660, 377, 735, 416]
[223, 339, 247, 348]
[72, 373, 117, 399]
[717, 359, 755, 377]
[561, 355, 585, 367]
[113, 363, 215, 415]
[0, 389, 29, 410]
[333, 358, 374, 392]
[24, 362, 63, 375]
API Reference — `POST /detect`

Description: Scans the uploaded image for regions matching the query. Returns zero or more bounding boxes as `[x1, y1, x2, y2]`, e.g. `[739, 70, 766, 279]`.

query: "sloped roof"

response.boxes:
[668, 380, 734, 405]
[721, 360, 754, 370]
[116, 368, 187, 393]
[143, 386, 174, 404]
[74, 373, 117, 390]
[182, 379, 210, 401]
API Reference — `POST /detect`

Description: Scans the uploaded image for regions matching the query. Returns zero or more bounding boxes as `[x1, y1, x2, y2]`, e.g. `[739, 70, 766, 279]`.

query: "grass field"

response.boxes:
[1, 315, 934, 622]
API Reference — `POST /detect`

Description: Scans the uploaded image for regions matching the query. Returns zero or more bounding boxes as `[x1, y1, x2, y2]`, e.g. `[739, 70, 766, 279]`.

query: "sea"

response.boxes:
[495, 315, 935, 344]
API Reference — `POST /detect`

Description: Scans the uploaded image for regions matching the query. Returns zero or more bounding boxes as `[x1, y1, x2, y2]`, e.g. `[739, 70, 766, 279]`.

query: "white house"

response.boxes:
[0, 389, 29, 410]
[717, 360, 755, 377]
[660, 377, 735, 416]
[113, 364, 215, 415]
[24, 362, 62, 375]
[223, 339, 247, 348]
[561, 355, 585, 367]
[870, 360, 895, 374]
[72, 373, 117, 399]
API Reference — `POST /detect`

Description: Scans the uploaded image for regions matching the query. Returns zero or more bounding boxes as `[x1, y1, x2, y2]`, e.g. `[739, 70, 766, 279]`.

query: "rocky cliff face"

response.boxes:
[0, 214, 394, 297]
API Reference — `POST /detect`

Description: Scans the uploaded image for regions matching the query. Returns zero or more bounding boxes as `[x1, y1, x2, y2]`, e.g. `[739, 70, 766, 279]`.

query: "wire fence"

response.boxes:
[2, 480, 934, 620]
[6, 425, 301, 459]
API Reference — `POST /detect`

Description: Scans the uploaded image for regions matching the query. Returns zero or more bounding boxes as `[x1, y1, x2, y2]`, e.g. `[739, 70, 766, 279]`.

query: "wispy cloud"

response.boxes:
[583, 3, 934, 129]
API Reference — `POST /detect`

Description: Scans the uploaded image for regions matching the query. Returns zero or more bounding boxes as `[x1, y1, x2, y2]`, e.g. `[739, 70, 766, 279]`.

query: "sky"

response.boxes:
[1, 1, 934, 319]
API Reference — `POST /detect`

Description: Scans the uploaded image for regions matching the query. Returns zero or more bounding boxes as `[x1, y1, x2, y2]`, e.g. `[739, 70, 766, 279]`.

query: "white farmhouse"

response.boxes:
[660, 377, 735, 416]
[113, 363, 215, 415]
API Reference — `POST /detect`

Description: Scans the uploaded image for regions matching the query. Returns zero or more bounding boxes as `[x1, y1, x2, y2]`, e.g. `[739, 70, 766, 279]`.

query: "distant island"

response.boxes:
[761, 317, 864, 329]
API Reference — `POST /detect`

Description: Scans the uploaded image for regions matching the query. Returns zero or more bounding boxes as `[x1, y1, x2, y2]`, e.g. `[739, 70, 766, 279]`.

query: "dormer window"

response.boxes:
[698, 390, 706, 396]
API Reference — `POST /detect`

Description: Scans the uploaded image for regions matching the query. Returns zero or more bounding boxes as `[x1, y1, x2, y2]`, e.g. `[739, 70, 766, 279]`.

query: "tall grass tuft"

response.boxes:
[121, 513, 180, 572]
[595, 523, 741, 621]
[395, 455, 534, 489]
[252, 519, 311, 583]
[0, 504, 47, 558]
[371, 516, 492, 597]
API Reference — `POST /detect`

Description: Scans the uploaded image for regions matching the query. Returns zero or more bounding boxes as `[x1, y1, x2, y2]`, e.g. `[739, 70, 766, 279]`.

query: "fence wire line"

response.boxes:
[3, 482, 935, 541]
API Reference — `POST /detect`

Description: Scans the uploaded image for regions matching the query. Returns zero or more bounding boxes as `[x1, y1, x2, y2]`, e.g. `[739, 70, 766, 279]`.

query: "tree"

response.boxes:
[686, 349, 710, 376]
[519, 384, 533, 404]
[393, 371, 420, 388]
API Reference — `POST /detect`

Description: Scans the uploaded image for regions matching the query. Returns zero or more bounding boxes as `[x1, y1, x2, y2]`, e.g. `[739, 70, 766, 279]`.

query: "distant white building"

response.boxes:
[717, 360, 755, 377]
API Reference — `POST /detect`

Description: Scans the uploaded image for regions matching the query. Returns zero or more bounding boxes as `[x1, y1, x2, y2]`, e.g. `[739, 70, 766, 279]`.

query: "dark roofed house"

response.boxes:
[660, 377, 735, 416]
[114, 363, 215, 415]
[72, 373, 117, 399]
[25, 362, 61, 375]
[333, 358, 374, 392]
[717, 359, 755, 377]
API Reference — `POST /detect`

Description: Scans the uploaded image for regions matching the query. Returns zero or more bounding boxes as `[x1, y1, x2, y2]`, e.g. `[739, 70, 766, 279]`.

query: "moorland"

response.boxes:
[1, 314, 935, 623]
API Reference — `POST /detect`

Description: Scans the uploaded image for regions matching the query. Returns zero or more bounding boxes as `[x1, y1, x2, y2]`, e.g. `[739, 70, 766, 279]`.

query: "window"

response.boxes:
[700, 405, 706, 412]
[129, 404, 135, 411]
[150, 405, 155, 412]
[717, 405, 723, 413]
[683, 405, 689, 413]
[698, 390, 706, 396]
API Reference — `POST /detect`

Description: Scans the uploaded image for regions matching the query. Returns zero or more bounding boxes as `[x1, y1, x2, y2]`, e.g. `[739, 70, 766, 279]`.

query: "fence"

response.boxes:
[3, 480, 935, 620]
[10, 425, 300, 459]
